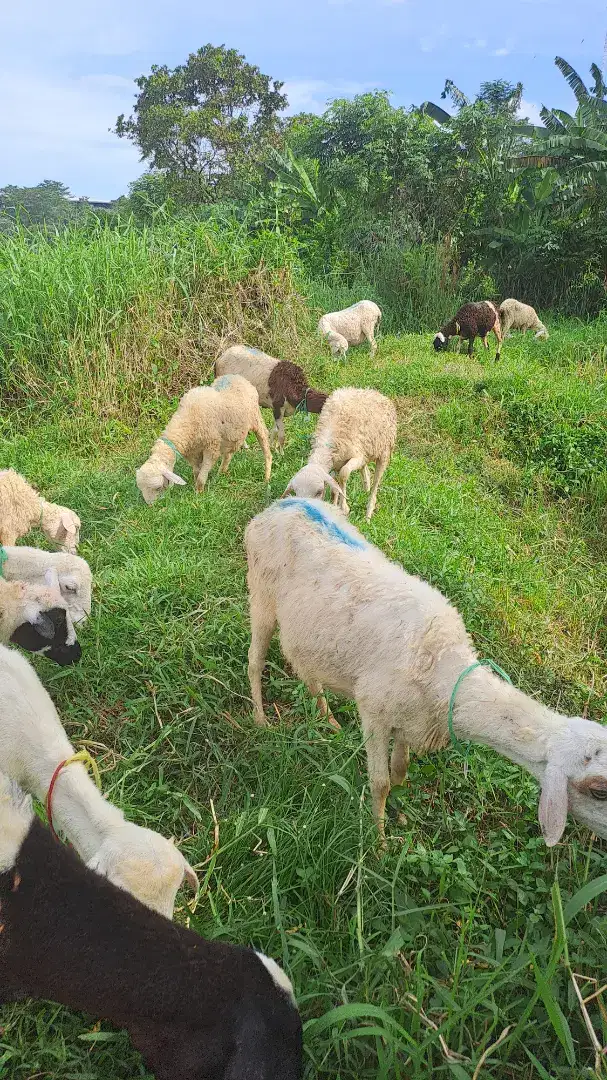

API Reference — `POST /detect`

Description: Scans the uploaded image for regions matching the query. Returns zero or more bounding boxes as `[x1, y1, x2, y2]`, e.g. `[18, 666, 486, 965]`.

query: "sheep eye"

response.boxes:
[589, 788, 607, 801]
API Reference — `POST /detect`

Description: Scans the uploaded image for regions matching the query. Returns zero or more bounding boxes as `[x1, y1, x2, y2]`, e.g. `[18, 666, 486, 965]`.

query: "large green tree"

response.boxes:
[115, 45, 288, 203]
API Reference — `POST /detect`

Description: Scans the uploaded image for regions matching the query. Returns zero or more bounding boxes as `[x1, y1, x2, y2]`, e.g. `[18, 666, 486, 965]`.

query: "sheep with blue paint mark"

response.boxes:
[136, 374, 272, 504]
[246, 497, 607, 846]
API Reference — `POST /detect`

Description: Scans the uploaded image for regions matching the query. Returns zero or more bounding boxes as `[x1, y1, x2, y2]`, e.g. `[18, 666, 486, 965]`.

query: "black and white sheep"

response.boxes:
[0, 572, 81, 665]
[215, 345, 327, 448]
[434, 301, 502, 361]
[0, 772, 303, 1080]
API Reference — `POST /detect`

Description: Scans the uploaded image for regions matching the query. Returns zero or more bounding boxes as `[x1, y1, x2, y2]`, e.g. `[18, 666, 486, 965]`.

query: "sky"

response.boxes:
[1, 0, 605, 200]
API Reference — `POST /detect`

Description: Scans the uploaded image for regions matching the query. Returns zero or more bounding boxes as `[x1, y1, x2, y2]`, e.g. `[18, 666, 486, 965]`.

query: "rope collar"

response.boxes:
[448, 659, 513, 755]
[295, 389, 311, 415]
[159, 436, 184, 460]
[0, 546, 6, 578]
[46, 751, 102, 843]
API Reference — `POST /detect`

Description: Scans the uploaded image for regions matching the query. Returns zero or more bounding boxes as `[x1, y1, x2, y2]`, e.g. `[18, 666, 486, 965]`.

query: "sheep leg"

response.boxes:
[365, 456, 389, 521]
[251, 411, 273, 482]
[390, 734, 410, 787]
[271, 406, 286, 452]
[361, 715, 391, 844]
[219, 452, 234, 474]
[336, 457, 366, 514]
[481, 335, 489, 349]
[364, 329, 377, 356]
[306, 679, 341, 731]
[467, 337, 475, 357]
[195, 449, 219, 492]
[493, 323, 502, 362]
[247, 596, 276, 727]
[361, 465, 372, 493]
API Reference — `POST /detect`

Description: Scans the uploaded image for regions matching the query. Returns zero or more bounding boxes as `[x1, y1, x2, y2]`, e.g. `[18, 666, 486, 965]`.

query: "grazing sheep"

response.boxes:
[0, 469, 81, 552]
[499, 298, 549, 339]
[136, 375, 272, 505]
[0, 644, 197, 917]
[434, 301, 502, 361]
[246, 497, 607, 846]
[283, 387, 397, 520]
[0, 772, 303, 1080]
[318, 300, 382, 359]
[1, 546, 92, 626]
[0, 572, 81, 665]
[215, 344, 328, 448]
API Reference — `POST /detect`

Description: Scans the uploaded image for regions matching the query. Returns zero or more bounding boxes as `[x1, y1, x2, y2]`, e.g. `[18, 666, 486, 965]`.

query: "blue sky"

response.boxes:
[1, 0, 605, 199]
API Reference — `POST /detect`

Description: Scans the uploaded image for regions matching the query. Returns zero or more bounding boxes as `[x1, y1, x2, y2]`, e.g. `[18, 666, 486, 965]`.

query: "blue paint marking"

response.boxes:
[214, 375, 234, 390]
[246, 346, 261, 355]
[275, 498, 367, 550]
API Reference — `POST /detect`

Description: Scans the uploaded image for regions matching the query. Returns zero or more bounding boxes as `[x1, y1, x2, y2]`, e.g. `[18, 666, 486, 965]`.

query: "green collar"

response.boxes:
[448, 658, 513, 755]
[0, 546, 7, 578]
[160, 436, 184, 460]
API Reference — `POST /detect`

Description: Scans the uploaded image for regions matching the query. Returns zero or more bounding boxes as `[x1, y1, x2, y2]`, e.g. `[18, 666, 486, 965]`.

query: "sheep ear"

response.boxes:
[44, 567, 60, 590]
[323, 472, 346, 500]
[161, 469, 186, 486]
[61, 512, 76, 530]
[54, 520, 68, 541]
[183, 860, 199, 891]
[33, 612, 56, 640]
[538, 764, 569, 847]
[281, 484, 295, 498]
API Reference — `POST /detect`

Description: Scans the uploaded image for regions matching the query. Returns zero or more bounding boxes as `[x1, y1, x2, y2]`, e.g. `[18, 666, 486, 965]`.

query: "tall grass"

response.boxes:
[0, 212, 304, 414]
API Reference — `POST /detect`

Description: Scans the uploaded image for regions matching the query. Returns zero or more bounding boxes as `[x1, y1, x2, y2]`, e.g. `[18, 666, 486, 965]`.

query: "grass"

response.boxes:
[1, 317, 606, 1079]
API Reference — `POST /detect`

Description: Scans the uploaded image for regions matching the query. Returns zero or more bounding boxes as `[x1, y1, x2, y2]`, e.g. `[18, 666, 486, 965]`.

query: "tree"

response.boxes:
[115, 45, 288, 203]
[0, 180, 77, 230]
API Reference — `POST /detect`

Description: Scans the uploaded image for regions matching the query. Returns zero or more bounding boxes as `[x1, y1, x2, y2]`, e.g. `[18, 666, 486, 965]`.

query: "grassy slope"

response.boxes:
[1, 326, 606, 1079]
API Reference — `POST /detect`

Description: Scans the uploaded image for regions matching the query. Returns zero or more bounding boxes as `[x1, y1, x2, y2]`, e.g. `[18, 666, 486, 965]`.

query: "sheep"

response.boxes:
[0, 469, 81, 552]
[0, 643, 198, 917]
[433, 301, 502, 361]
[283, 387, 397, 520]
[245, 496, 607, 846]
[0, 772, 303, 1080]
[1, 545, 92, 626]
[215, 344, 328, 449]
[318, 300, 382, 359]
[499, 298, 549, 340]
[136, 375, 272, 505]
[0, 572, 81, 665]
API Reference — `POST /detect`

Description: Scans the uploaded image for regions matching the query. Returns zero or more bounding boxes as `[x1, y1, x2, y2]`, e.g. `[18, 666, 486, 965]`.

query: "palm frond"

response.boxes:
[554, 57, 590, 102]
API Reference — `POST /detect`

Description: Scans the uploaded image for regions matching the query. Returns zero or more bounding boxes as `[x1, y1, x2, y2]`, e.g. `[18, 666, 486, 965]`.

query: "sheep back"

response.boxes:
[318, 300, 381, 346]
[312, 387, 397, 470]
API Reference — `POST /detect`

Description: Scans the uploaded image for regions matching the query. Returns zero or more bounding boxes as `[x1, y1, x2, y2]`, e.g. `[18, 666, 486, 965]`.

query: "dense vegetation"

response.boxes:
[1, 39, 606, 1080]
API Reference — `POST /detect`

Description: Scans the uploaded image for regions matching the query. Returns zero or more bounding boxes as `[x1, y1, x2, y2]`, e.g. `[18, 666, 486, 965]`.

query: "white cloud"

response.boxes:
[518, 98, 544, 126]
[0, 69, 142, 198]
[493, 47, 510, 56]
[283, 79, 373, 114]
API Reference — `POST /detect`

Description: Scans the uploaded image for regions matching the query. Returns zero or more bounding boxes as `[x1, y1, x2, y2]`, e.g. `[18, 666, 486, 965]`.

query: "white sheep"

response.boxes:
[245, 497, 607, 845]
[0, 643, 198, 917]
[318, 300, 382, 359]
[215, 344, 327, 449]
[136, 374, 272, 505]
[283, 387, 397, 520]
[0, 469, 81, 552]
[499, 298, 549, 339]
[1, 546, 92, 626]
[0, 572, 82, 665]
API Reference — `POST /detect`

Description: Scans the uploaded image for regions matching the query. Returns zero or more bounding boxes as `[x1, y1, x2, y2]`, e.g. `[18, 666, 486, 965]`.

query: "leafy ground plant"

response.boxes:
[0, 322, 606, 1079]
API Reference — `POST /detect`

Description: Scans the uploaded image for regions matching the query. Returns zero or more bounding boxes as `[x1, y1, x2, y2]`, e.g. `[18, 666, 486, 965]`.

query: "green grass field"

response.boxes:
[1, 323, 607, 1079]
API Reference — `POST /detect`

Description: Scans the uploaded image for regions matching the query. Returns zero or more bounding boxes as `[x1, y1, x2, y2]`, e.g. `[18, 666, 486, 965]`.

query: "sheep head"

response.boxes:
[41, 502, 81, 553]
[282, 464, 346, 506]
[136, 461, 186, 505]
[86, 824, 198, 919]
[325, 330, 348, 359]
[538, 717, 607, 846]
[2, 572, 81, 665]
[433, 331, 449, 352]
